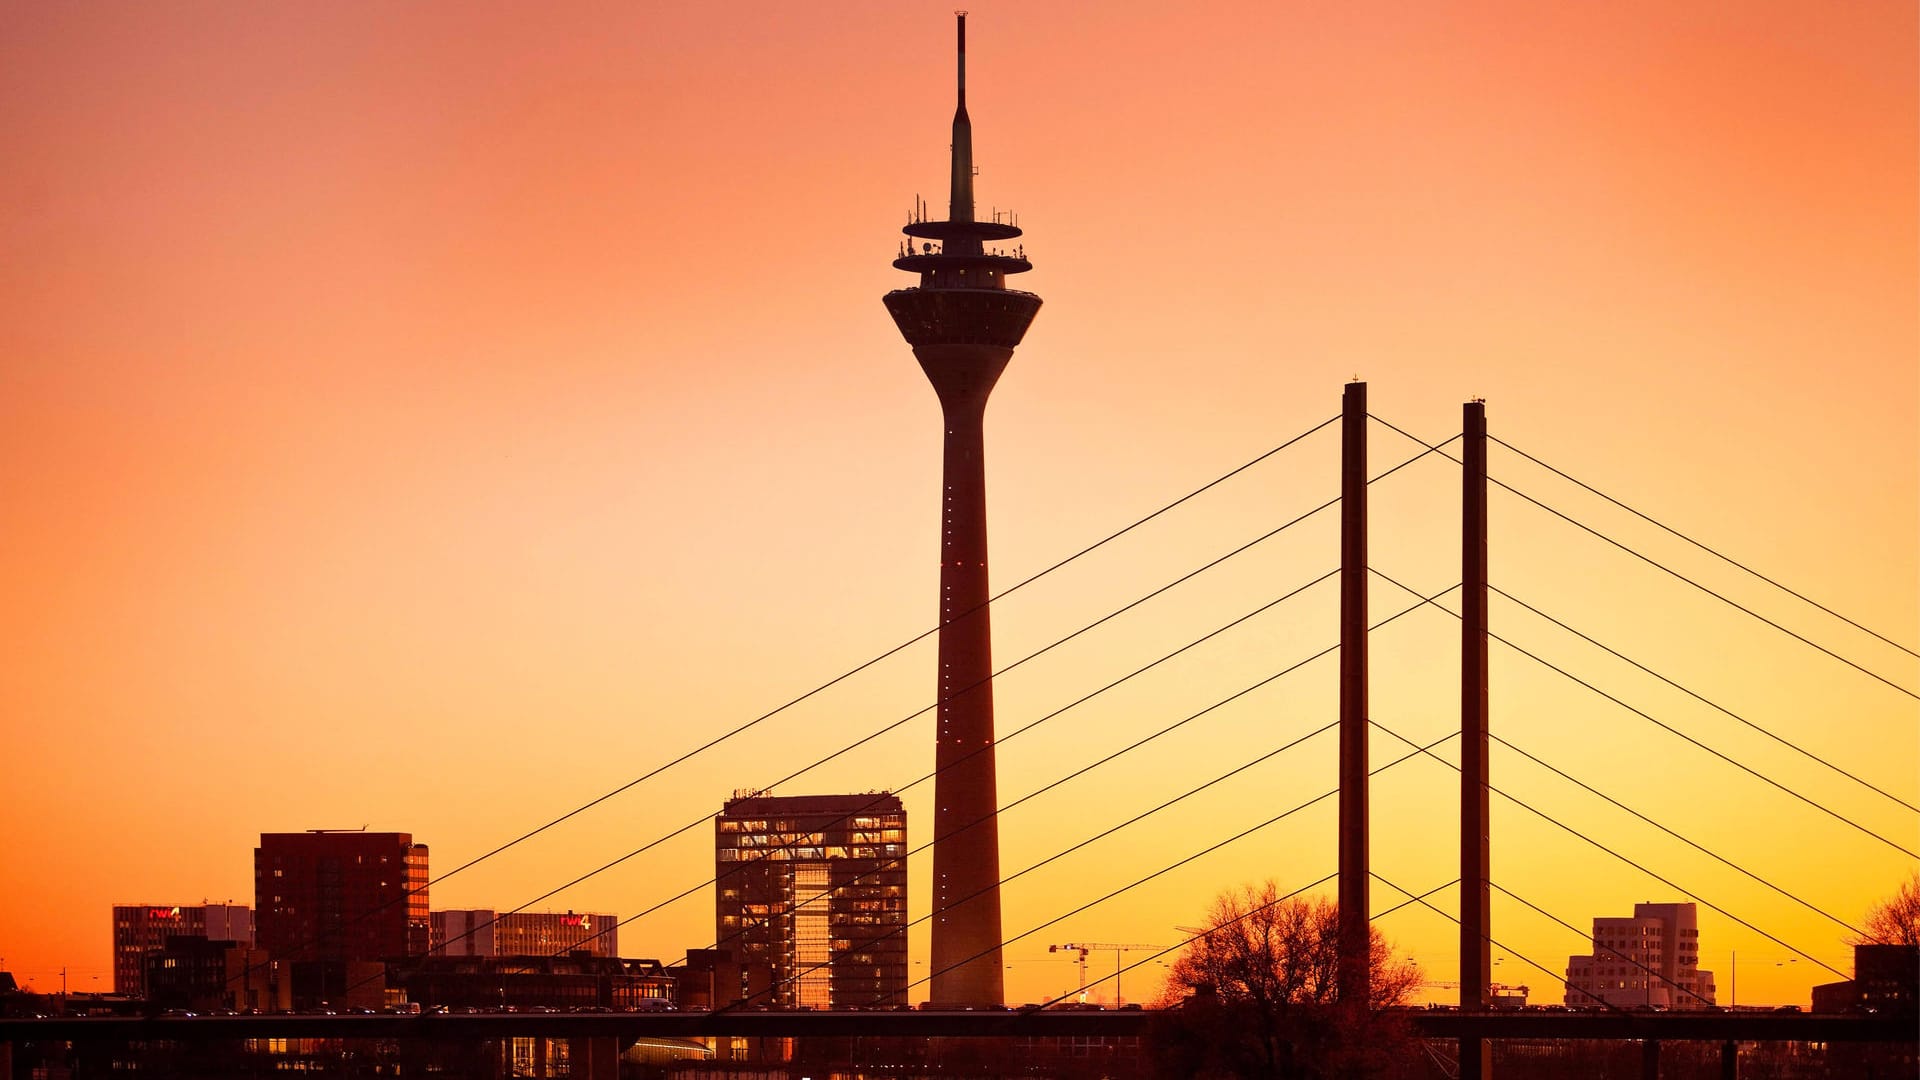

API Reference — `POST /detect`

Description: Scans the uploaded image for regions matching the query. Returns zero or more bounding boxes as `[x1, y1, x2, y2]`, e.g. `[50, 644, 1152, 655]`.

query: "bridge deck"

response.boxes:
[1, 1009, 1911, 1044]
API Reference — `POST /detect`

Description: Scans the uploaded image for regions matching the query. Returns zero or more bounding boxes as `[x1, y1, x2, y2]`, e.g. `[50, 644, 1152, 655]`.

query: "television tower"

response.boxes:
[882, 12, 1041, 1007]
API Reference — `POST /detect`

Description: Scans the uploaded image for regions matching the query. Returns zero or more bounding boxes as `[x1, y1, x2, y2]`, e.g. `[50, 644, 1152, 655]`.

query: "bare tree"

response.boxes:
[1859, 870, 1920, 947]
[1150, 884, 1422, 1080]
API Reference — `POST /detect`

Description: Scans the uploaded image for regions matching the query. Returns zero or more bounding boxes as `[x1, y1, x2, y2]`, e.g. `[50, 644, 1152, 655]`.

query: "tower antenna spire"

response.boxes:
[949, 11, 974, 225]
[956, 10, 967, 107]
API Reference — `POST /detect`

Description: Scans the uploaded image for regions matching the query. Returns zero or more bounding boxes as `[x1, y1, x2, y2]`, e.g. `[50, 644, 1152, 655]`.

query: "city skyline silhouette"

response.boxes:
[1, 4, 1913, 1015]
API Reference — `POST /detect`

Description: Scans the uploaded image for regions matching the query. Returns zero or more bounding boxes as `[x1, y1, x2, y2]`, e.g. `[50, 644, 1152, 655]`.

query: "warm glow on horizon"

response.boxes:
[1, 2, 1914, 1014]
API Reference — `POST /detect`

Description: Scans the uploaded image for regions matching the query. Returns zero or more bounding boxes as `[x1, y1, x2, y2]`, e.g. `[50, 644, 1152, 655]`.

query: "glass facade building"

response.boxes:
[715, 792, 907, 1008]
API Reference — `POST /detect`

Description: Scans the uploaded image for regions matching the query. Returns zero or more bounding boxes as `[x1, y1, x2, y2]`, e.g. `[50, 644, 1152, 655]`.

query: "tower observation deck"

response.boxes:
[882, 13, 1040, 1008]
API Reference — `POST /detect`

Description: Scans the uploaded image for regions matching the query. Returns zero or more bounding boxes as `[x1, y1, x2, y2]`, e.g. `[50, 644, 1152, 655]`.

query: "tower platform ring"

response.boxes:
[892, 253, 1032, 274]
[904, 220, 1022, 242]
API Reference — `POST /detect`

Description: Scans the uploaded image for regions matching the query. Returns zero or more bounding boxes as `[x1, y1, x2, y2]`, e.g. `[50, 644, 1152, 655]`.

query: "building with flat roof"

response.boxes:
[255, 831, 429, 963]
[716, 792, 907, 1008]
[1565, 902, 1716, 1009]
[111, 903, 253, 997]
[1812, 943, 1919, 1015]
[430, 910, 619, 958]
[395, 954, 673, 1011]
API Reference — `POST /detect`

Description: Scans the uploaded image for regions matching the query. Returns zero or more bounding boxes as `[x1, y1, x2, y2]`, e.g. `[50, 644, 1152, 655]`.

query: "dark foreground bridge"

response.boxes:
[1, 1007, 1910, 1043]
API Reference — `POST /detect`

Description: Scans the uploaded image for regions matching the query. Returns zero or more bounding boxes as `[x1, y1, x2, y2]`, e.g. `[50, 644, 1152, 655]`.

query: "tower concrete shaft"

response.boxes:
[882, 13, 1040, 1007]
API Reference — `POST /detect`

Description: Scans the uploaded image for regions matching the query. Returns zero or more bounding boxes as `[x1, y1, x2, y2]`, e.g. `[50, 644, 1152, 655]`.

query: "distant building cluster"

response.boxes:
[75, 790, 908, 1032]
[1564, 902, 1717, 1009]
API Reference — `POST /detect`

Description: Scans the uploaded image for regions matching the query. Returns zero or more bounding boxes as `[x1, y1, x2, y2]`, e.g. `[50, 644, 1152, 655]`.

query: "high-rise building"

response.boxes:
[430, 909, 620, 958]
[715, 792, 907, 1009]
[881, 12, 1040, 1008]
[254, 831, 430, 964]
[1565, 902, 1717, 1009]
[111, 903, 253, 996]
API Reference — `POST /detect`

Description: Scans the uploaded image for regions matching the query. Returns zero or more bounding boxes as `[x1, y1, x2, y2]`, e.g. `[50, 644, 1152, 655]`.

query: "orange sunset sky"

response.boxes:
[2, 2, 1914, 1009]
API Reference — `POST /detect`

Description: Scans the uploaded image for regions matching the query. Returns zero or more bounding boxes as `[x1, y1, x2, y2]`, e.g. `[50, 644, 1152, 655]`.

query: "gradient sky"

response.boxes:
[2, 2, 1914, 1008]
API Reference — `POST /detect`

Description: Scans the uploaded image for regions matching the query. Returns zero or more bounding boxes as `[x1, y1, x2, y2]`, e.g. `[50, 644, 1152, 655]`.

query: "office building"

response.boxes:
[881, 11, 1040, 1008]
[111, 903, 253, 997]
[1565, 902, 1716, 1009]
[715, 792, 907, 1008]
[255, 831, 429, 963]
[430, 909, 619, 958]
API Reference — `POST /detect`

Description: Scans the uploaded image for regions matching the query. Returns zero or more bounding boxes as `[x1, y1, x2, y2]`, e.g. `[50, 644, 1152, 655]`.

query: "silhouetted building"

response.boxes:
[394, 953, 674, 1011]
[1565, 902, 1716, 1009]
[111, 903, 253, 996]
[255, 830, 428, 1008]
[255, 831, 429, 962]
[1812, 943, 1919, 1015]
[677, 948, 773, 1012]
[139, 936, 292, 1013]
[430, 909, 619, 958]
[222, 946, 290, 1014]
[881, 11, 1039, 1008]
[145, 936, 236, 1012]
[716, 792, 907, 1008]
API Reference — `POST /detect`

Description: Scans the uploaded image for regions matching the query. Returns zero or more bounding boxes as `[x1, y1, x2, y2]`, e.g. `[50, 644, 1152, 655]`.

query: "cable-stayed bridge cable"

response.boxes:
[626, 666, 1337, 990]
[711, 722, 1451, 1009]
[1022, 873, 1338, 1009]
[1487, 730, 1865, 938]
[661, 709, 1345, 1000]
[1371, 872, 1672, 1014]
[878, 732, 1456, 1006]
[1372, 568, 1919, 860]
[676, 583, 1459, 990]
[1485, 880, 1718, 1010]
[1489, 434, 1920, 660]
[1369, 414, 1919, 701]
[410, 432, 1460, 973]
[254, 414, 1345, 995]
[1369, 718, 1850, 981]
[1071, 878, 1461, 1010]
[426, 414, 1345, 893]
[1494, 585, 1918, 817]
[391, 566, 1342, 976]
[1032, 876, 1462, 1012]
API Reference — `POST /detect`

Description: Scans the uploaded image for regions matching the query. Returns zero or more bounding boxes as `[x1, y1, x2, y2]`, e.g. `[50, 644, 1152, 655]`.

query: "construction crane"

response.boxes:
[1047, 943, 1166, 1006]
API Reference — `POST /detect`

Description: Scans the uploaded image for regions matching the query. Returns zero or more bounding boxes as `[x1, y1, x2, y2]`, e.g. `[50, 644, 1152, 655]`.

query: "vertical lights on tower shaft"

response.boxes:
[882, 13, 1042, 1008]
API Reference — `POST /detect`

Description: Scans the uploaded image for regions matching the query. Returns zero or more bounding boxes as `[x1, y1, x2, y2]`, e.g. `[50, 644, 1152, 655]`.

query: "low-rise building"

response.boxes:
[393, 953, 674, 1011]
